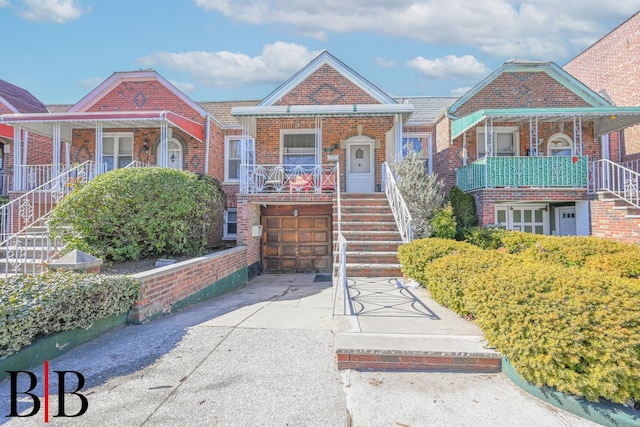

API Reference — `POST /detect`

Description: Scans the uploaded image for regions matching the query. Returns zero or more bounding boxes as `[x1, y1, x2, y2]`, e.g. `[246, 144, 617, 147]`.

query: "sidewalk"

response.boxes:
[0, 273, 599, 426]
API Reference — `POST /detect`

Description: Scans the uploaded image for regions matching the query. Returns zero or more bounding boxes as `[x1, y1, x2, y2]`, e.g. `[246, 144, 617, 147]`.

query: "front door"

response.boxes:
[557, 207, 577, 236]
[347, 141, 374, 193]
[262, 215, 331, 273]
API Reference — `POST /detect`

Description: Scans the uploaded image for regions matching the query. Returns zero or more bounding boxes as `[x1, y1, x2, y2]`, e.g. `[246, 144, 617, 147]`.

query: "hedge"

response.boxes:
[0, 271, 141, 357]
[399, 235, 640, 404]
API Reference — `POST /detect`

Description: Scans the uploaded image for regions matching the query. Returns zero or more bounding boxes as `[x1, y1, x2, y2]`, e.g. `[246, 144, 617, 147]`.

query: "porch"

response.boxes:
[239, 163, 338, 194]
[456, 155, 589, 191]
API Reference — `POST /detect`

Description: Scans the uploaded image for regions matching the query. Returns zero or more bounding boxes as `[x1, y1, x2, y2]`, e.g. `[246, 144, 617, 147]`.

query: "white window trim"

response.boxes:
[167, 138, 183, 170]
[476, 126, 519, 157]
[224, 136, 254, 182]
[103, 132, 133, 170]
[495, 203, 549, 235]
[280, 128, 318, 165]
[546, 133, 574, 157]
[402, 132, 433, 173]
[223, 208, 237, 240]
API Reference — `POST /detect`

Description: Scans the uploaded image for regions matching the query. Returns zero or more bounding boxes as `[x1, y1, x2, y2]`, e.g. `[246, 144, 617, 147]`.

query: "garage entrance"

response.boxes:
[261, 204, 332, 273]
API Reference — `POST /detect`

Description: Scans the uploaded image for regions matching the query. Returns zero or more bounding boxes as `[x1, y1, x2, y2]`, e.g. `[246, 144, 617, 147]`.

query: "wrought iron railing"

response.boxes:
[0, 174, 11, 195]
[239, 164, 337, 194]
[0, 161, 104, 275]
[621, 159, 640, 173]
[589, 159, 640, 209]
[332, 162, 354, 315]
[456, 156, 589, 191]
[382, 162, 413, 243]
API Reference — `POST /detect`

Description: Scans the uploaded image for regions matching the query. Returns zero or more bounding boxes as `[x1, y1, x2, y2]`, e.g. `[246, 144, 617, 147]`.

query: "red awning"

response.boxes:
[0, 124, 13, 140]
[0, 111, 205, 142]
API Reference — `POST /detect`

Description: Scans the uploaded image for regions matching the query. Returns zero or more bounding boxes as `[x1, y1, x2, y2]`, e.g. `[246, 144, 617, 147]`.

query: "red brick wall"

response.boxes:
[472, 188, 588, 227]
[564, 13, 640, 159]
[275, 65, 381, 106]
[129, 246, 247, 322]
[589, 196, 640, 243]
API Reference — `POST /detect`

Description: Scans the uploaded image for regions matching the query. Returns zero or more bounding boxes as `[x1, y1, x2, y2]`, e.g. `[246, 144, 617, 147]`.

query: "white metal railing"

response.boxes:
[589, 159, 640, 209]
[621, 159, 640, 173]
[1, 161, 105, 275]
[0, 174, 11, 195]
[382, 162, 413, 243]
[239, 164, 337, 194]
[124, 160, 150, 168]
[331, 162, 354, 316]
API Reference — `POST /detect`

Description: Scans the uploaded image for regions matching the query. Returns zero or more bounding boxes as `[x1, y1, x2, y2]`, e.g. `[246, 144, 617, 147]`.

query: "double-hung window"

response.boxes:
[225, 137, 254, 182]
[103, 133, 133, 170]
[281, 131, 317, 171]
[477, 127, 519, 158]
[223, 208, 237, 240]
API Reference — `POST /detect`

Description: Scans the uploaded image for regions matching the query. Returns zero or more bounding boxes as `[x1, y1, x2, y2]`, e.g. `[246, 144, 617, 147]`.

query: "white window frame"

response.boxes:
[167, 138, 183, 170]
[223, 208, 237, 240]
[477, 126, 519, 158]
[225, 136, 254, 182]
[547, 133, 574, 157]
[103, 132, 133, 170]
[402, 133, 433, 174]
[495, 203, 549, 235]
[280, 129, 319, 166]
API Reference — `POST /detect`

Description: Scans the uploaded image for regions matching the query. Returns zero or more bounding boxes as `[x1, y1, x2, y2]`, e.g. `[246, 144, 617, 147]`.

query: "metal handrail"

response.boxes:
[332, 161, 354, 315]
[1, 161, 104, 276]
[589, 159, 640, 209]
[382, 162, 413, 243]
[239, 164, 337, 194]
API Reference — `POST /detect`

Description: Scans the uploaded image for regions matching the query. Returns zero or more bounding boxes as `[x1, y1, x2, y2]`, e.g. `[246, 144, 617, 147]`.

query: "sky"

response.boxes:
[2, 0, 640, 106]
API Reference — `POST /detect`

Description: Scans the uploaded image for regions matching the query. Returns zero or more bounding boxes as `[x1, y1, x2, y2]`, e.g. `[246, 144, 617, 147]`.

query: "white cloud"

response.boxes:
[407, 55, 490, 81]
[450, 86, 472, 97]
[137, 42, 321, 88]
[194, 0, 640, 60]
[0, 0, 10, 8]
[376, 57, 396, 68]
[19, 0, 88, 23]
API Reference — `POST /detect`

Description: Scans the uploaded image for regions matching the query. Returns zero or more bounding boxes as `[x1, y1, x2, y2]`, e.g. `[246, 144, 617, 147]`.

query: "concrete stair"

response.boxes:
[333, 193, 403, 277]
[610, 197, 640, 218]
[0, 222, 53, 274]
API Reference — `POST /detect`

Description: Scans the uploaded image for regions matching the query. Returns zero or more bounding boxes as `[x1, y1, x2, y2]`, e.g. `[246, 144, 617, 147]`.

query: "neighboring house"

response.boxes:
[564, 11, 640, 164]
[0, 79, 53, 192]
[437, 59, 640, 241]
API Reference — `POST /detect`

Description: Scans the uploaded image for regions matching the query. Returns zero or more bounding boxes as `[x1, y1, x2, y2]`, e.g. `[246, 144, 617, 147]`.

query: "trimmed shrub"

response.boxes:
[584, 251, 640, 279]
[461, 226, 506, 249]
[49, 168, 226, 262]
[430, 203, 457, 239]
[0, 271, 141, 357]
[465, 263, 640, 403]
[448, 186, 477, 239]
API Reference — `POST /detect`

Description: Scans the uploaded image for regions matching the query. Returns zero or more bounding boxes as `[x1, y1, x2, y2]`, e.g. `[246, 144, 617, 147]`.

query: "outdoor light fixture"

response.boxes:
[143, 138, 149, 152]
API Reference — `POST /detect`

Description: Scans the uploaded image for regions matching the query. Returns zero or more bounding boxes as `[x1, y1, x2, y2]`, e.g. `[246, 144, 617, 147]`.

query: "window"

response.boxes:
[103, 133, 133, 170]
[167, 138, 183, 170]
[281, 131, 317, 168]
[402, 134, 432, 173]
[225, 137, 254, 181]
[223, 209, 237, 239]
[477, 127, 519, 158]
[547, 133, 573, 157]
[495, 204, 548, 235]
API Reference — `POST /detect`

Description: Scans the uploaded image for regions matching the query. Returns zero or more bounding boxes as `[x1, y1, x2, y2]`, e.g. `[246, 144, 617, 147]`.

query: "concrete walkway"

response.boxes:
[0, 274, 599, 426]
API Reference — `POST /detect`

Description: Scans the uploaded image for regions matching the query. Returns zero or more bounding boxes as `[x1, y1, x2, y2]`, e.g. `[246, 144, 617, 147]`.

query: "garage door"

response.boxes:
[262, 214, 332, 273]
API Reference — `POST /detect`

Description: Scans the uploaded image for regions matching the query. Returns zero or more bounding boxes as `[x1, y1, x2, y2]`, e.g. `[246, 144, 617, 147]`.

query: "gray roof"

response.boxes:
[198, 100, 260, 127]
[396, 96, 459, 125]
[46, 104, 73, 113]
[0, 79, 48, 113]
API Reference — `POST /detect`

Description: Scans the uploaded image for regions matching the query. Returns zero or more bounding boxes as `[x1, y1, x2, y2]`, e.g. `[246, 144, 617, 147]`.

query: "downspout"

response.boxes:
[204, 115, 210, 175]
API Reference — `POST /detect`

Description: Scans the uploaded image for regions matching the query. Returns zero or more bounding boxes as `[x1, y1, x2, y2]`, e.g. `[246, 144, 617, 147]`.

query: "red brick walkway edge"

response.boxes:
[336, 352, 501, 373]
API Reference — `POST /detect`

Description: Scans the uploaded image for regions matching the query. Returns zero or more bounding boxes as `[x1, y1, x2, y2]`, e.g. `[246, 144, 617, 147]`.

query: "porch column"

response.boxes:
[65, 143, 71, 169]
[395, 114, 403, 160]
[158, 121, 168, 167]
[95, 122, 103, 172]
[52, 122, 61, 176]
[13, 125, 22, 191]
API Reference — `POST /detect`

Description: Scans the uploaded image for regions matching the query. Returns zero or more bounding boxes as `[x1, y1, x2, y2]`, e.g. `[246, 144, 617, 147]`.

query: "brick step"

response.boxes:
[338, 241, 402, 252]
[335, 193, 387, 200]
[340, 251, 399, 264]
[337, 221, 399, 232]
[339, 230, 402, 241]
[335, 206, 393, 215]
[339, 263, 403, 277]
[334, 212, 395, 220]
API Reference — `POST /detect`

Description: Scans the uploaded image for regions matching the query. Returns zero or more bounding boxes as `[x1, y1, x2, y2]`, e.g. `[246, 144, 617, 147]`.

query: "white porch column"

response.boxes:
[95, 122, 103, 172]
[395, 114, 403, 159]
[158, 121, 168, 167]
[65, 143, 71, 169]
[52, 122, 61, 175]
[13, 125, 22, 191]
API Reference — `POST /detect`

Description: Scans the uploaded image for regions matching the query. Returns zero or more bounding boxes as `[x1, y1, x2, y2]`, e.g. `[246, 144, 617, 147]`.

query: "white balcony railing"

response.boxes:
[239, 164, 337, 194]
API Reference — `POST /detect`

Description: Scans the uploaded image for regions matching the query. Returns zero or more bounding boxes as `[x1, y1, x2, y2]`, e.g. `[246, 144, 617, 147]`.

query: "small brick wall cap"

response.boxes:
[48, 249, 103, 272]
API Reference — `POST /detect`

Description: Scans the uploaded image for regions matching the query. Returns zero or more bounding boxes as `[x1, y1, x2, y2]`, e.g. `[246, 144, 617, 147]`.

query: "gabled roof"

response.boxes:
[0, 79, 48, 114]
[68, 70, 208, 117]
[396, 96, 459, 126]
[259, 50, 398, 106]
[448, 60, 610, 116]
[199, 100, 260, 128]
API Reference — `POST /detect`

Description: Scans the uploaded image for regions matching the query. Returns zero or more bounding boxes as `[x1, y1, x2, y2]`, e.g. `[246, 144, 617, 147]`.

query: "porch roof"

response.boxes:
[0, 110, 205, 142]
[231, 103, 414, 135]
[450, 107, 640, 139]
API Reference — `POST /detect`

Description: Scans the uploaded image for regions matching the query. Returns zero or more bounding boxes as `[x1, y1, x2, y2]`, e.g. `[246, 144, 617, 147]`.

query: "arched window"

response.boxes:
[547, 133, 573, 157]
[167, 138, 183, 170]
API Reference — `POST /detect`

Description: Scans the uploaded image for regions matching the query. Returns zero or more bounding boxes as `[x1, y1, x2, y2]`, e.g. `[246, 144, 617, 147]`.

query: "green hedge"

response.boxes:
[399, 235, 640, 404]
[0, 271, 141, 357]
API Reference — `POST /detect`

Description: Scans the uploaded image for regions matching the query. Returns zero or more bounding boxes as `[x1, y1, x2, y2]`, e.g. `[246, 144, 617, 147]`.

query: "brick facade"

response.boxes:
[564, 12, 640, 160]
[589, 196, 640, 244]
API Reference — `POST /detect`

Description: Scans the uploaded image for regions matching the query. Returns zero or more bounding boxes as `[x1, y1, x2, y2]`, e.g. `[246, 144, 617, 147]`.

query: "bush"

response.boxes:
[49, 168, 226, 262]
[430, 203, 457, 239]
[392, 151, 445, 238]
[466, 263, 640, 403]
[0, 271, 141, 357]
[448, 186, 477, 238]
[461, 226, 505, 249]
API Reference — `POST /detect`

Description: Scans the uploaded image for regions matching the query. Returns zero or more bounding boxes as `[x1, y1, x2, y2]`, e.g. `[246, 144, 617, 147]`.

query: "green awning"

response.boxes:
[450, 107, 640, 139]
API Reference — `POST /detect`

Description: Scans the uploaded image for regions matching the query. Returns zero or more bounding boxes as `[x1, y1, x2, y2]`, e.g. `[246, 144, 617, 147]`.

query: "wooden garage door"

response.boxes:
[262, 215, 332, 273]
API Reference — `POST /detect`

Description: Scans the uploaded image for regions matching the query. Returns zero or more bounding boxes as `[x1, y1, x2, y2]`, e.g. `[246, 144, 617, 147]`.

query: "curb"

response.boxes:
[502, 356, 640, 427]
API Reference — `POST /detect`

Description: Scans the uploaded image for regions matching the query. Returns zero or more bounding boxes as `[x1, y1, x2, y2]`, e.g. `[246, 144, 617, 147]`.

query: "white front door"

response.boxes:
[557, 207, 577, 236]
[347, 141, 374, 193]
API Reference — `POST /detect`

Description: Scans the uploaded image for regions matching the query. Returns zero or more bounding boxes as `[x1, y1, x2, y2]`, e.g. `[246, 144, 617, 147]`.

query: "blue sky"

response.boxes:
[2, 0, 640, 106]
